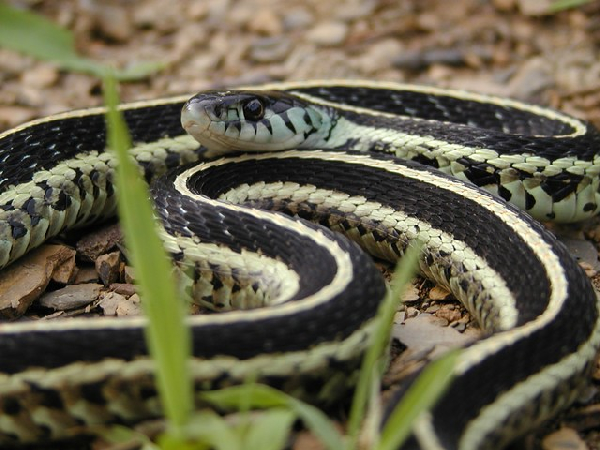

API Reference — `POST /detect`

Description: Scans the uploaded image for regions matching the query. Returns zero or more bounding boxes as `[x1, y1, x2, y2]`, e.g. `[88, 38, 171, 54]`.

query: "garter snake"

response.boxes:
[0, 80, 599, 449]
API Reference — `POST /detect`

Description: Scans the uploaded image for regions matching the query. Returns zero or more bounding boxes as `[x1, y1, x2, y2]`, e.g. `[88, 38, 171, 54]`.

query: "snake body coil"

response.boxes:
[0, 80, 599, 449]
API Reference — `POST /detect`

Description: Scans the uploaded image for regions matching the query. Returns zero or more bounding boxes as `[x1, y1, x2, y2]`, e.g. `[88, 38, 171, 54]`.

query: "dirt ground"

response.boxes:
[2, 0, 600, 449]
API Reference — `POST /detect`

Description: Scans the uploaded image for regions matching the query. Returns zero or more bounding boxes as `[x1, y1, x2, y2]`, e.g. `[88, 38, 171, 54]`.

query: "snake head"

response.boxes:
[181, 90, 336, 155]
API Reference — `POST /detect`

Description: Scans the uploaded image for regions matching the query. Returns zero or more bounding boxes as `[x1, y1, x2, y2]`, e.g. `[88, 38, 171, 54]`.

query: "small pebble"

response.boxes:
[251, 37, 292, 62]
[93, 4, 134, 42]
[248, 9, 283, 35]
[405, 306, 419, 318]
[335, 0, 375, 20]
[21, 65, 59, 89]
[354, 39, 404, 74]
[541, 427, 586, 450]
[425, 304, 440, 314]
[283, 8, 314, 30]
[517, 0, 554, 15]
[394, 311, 406, 323]
[507, 57, 553, 100]
[493, 0, 517, 11]
[307, 21, 347, 46]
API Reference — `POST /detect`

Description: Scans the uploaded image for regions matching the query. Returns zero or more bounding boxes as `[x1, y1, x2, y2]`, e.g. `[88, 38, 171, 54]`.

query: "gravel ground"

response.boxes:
[1, 0, 600, 130]
[2, 0, 600, 449]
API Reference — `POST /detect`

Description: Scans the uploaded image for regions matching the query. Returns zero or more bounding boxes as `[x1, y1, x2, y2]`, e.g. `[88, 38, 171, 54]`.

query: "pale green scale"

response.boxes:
[254, 121, 273, 144]
[553, 196, 577, 221]
[306, 105, 325, 130]
[583, 162, 600, 176]
[226, 108, 238, 121]
[239, 121, 256, 142]
[566, 165, 586, 176]
[224, 122, 240, 139]
[512, 163, 538, 173]
[464, 149, 499, 163]
[525, 156, 551, 166]
[28, 211, 50, 250]
[541, 164, 563, 177]
[274, 181, 302, 199]
[162, 228, 300, 310]
[209, 120, 225, 137]
[268, 114, 293, 140]
[575, 184, 597, 213]
[286, 107, 312, 135]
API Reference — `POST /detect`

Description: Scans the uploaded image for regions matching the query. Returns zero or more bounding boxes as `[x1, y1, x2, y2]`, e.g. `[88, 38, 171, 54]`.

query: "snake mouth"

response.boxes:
[181, 97, 235, 154]
[181, 98, 213, 136]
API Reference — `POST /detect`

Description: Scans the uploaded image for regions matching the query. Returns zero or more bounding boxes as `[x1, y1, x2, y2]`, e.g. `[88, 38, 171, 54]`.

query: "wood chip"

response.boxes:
[95, 251, 122, 285]
[109, 283, 137, 296]
[39, 284, 103, 311]
[401, 283, 421, 302]
[98, 291, 125, 316]
[428, 286, 451, 301]
[76, 223, 121, 262]
[124, 265, 136, 284]
[0, 245, 76, 318]
[116, 293, 142, 316]
[393, 313, 478, 357]
[74, 266, 100, 284]
[435, 305, 462, 323]
[51, 252, 78, 284]
[99, 291, 142, 316]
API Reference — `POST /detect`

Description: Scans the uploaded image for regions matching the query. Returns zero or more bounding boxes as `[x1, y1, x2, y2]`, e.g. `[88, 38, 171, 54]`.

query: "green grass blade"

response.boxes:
[103, 73, 192, 438]
[163, 411, 240, 450]
[0, 4, 164, 79]
[549, 0, 592, 12]
[201, 384, 288, 409]
[377, 349, 460, 450]
[244, 409, 296, 450]
[116, 60, 170, 81]
[202, 385, 346, 450]
[345, 244, 421, 450]
[286, 398, 346, 450]
[0, 3, 76, 60]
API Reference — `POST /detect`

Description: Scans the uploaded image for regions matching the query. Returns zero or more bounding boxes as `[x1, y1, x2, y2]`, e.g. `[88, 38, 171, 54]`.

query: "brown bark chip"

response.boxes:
[0, 245, 76, 318]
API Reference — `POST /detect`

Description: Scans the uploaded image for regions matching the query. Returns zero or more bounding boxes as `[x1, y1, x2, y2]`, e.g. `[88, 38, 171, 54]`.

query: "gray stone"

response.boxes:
[39, 284, 103, 311]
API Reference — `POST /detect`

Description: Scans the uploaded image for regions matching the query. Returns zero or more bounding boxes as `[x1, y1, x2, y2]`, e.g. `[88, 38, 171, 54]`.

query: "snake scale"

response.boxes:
[0, 80, 599, 449]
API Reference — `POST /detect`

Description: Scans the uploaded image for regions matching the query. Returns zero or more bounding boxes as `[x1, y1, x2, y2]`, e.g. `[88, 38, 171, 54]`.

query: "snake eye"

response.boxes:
[242, 98, 265, 121]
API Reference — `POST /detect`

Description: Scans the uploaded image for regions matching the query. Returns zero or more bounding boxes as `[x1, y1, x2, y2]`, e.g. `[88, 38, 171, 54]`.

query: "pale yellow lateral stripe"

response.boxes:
[201, 150, 568, 370]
